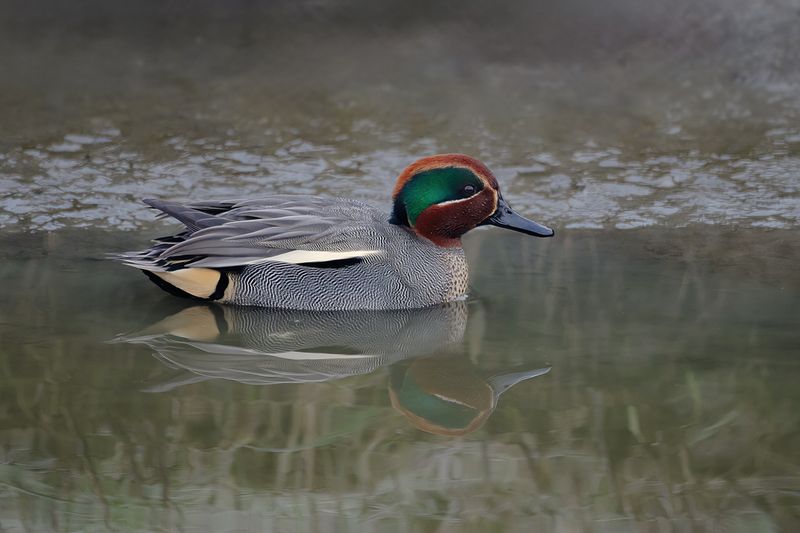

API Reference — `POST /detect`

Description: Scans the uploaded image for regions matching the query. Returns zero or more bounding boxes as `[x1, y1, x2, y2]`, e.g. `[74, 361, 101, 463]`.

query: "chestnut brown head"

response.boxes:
[390, 154, 554, 247]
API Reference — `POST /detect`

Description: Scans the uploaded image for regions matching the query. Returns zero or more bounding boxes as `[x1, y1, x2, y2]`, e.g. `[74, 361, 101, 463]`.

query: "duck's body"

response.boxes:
[116, 154, 553, 310]
[125, 195, 468, 310]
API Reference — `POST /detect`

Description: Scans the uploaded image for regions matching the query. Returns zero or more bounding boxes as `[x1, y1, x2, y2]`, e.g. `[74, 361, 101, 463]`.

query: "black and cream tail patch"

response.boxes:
[144, 268, 230, 301]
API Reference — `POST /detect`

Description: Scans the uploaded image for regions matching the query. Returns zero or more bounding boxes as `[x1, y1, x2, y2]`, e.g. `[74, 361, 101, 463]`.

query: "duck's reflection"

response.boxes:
[119, 301, 548, 435]
[390, 357, 549, 436]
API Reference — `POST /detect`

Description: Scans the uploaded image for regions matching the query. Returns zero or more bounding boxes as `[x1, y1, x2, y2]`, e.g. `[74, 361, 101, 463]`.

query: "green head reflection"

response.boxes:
[389, 356, 550, 436]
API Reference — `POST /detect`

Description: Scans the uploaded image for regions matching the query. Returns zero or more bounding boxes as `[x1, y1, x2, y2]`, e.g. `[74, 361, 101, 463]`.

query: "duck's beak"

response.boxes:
[482, 196, 554, 237]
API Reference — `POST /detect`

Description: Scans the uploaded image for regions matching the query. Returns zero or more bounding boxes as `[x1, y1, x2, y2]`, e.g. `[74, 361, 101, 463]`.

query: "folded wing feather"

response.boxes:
[128, 196, 386, 271]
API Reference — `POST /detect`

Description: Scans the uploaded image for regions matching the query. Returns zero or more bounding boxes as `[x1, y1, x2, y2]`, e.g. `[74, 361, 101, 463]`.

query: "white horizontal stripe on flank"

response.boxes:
[262, 249, 382, 265]
[268, 351, 379, 360]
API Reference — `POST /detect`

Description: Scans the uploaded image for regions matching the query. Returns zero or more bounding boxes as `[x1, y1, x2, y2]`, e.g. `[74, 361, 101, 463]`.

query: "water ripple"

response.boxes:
[2, 128, 799, 231]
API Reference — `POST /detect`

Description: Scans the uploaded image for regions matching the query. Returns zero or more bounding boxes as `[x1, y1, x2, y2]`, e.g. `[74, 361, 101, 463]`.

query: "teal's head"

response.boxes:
[390, 154, 554, 247]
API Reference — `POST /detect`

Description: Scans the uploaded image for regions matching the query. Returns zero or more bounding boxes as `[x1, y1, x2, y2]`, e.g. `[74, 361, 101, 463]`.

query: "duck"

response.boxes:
[116, 153, 554, 310]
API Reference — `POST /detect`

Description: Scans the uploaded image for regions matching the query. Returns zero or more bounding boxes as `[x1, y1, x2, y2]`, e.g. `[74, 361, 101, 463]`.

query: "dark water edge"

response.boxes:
[0, 226, 798, 532]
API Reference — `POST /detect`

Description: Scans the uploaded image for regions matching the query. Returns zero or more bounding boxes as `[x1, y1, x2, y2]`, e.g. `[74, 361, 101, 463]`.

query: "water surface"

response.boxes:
[1, 228, 798, 531]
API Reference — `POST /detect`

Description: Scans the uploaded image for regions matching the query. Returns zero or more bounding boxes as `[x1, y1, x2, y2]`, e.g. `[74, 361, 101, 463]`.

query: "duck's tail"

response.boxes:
[111, 243, 229, 301]
[110, 199, 233, 301]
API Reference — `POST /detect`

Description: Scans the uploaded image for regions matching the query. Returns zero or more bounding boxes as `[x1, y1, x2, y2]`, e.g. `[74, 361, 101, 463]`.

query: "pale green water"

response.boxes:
[0, 228, 798, 531]
[1, 2, 800, 532]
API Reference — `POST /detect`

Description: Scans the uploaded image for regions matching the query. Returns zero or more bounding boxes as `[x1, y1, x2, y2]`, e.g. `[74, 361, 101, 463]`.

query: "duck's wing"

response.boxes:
[168, 195, 355, 222]
[117, 196, 389, 271]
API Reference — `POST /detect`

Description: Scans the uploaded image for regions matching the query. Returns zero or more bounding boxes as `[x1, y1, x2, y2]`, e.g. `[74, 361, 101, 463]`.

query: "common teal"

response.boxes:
[116, 154, 554, 310]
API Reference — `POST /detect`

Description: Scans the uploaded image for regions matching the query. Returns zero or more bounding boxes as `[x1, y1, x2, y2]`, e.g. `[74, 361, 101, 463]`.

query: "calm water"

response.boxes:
[1, 2, 800, 531]
[0, 228, 798, 531]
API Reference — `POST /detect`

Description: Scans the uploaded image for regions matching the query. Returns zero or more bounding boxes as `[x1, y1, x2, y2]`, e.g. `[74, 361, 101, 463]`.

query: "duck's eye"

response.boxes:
[461, 184, 476, 197]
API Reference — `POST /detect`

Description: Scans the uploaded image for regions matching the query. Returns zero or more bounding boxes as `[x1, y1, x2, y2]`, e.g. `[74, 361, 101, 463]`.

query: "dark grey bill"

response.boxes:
[482, 196, 554, 237]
